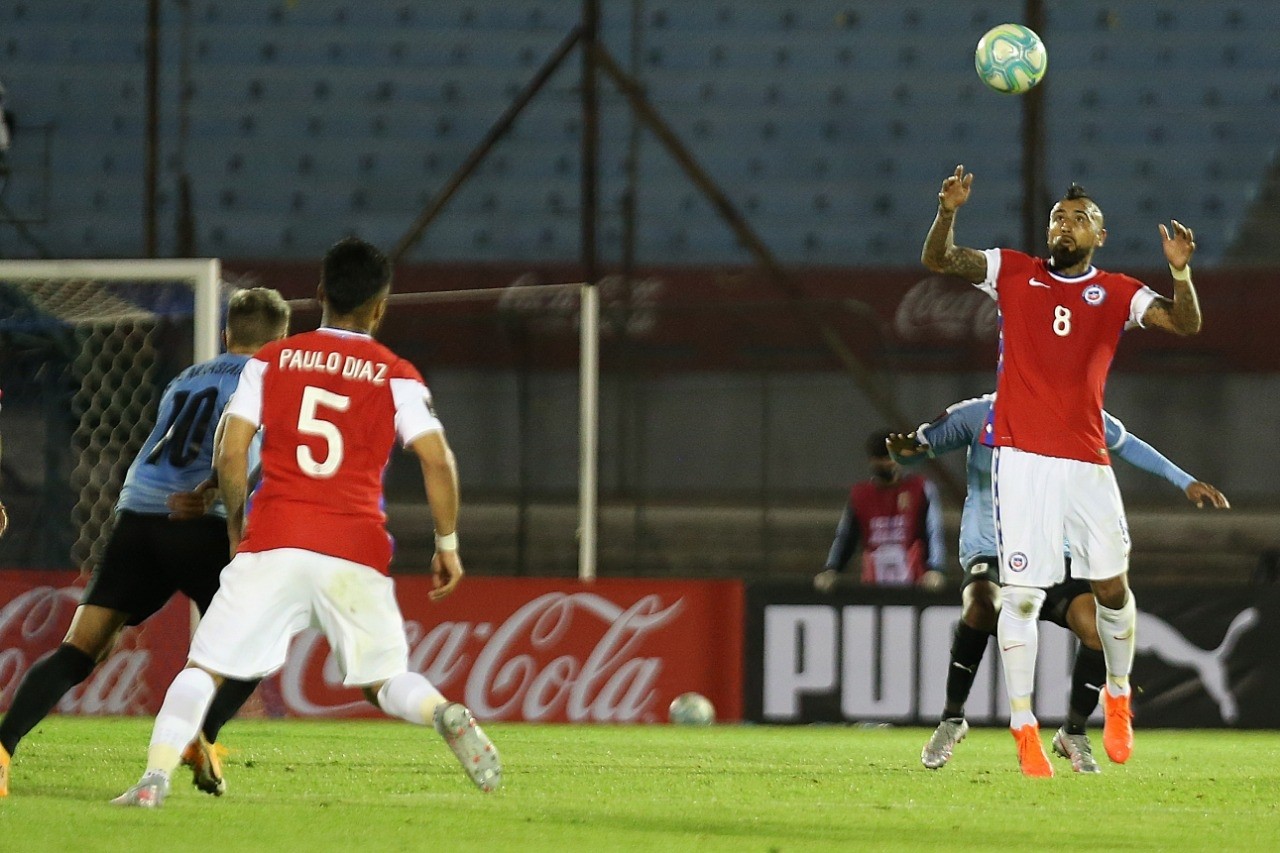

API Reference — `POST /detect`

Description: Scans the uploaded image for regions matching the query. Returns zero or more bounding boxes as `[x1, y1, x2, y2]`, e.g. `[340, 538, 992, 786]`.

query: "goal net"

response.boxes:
[0, 260, 221, 571]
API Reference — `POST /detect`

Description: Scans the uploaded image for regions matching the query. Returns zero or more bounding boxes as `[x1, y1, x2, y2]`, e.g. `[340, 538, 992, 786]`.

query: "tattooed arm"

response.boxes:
[921, 165, 989, 283]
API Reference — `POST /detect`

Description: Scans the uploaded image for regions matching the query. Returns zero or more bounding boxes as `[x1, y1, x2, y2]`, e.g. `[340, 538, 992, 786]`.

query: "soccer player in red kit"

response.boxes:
[113, 238, 500, 806]
[921, 166, 1202, 777]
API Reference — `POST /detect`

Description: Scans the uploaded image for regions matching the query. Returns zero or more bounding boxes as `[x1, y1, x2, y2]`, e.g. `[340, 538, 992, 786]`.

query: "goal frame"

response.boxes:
[0, 258, 222, 363]
[0, 258, 222, 575]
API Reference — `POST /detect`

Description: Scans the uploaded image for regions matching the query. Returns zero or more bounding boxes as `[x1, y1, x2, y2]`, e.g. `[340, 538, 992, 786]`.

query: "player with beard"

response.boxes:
[921, 168, 1203, 776]
[889, 394, 1228, 773]
[814, 430, 946, 591]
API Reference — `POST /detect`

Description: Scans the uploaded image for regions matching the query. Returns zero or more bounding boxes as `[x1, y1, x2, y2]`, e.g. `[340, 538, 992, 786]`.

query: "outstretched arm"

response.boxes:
[921, 165, 989, 283]
[888, 398, 985, 466]
[1142, 220, 1202, 335]
[1109, 424, 1229, 509]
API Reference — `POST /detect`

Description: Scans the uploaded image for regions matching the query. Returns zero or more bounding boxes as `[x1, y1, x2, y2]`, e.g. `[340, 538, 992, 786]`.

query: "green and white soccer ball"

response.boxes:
[974, 23, 1047, 94]
[668, 692, 716, 725]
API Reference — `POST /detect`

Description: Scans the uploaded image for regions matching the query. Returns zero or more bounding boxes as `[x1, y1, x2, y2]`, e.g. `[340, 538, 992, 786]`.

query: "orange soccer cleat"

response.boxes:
[1012, 724, 1054, 778]
[181, 734, 228, 796]
[1102, 689, 1134, 764]
[0, 743, 10, 797]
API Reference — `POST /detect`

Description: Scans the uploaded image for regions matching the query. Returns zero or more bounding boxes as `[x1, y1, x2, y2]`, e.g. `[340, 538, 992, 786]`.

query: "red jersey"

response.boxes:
[848, 475, 936, 586]
[977, 248, 1157, 464]
[223, 328, 443, 573]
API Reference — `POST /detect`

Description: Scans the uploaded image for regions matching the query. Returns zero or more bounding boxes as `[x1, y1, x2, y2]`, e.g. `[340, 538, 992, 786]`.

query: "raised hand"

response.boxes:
[886, 432, 927, 462]
[1185, 480, 1229, 509]
[1159, 219, 1196, 271]
[938, 165, 974, 212]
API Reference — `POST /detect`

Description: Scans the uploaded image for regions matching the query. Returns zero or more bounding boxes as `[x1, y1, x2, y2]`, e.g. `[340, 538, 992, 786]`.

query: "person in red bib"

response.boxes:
[921, 166, 1202, 777]
[814, 430, 945, 591]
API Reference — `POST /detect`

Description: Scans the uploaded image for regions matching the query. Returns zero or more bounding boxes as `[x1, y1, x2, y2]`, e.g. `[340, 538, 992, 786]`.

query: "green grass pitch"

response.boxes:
[2, 717, 1277, 851]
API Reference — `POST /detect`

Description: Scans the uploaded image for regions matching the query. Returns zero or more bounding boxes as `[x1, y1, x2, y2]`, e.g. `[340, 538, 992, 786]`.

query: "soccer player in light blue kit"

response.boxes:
[0, 287, 291, 799]
[889, 394, 1228, 773]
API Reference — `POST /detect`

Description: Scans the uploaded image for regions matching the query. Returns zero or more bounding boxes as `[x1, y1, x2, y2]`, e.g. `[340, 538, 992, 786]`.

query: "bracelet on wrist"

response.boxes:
[435, 531, 459, 552]
[1169, 263, 1191, 282]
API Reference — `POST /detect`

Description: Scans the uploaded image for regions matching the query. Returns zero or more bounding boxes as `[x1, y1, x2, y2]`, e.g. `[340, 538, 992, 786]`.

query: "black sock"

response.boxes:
[1067, 646, 1106, 734]
[943, 622, 992, 719]
[0, 644, 96, 756]
[201, 678, 260, 744]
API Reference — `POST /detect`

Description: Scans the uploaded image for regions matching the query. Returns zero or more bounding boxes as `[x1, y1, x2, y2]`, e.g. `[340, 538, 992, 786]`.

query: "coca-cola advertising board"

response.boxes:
[0, 571, 190, 715]
[272, 577, 744, 723]
[0, 572, 744, 724]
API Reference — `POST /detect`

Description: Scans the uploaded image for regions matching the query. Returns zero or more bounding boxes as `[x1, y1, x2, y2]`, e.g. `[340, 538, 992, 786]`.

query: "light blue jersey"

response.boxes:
[905, 394, 1195, 569]
[117, 353, 251, 517]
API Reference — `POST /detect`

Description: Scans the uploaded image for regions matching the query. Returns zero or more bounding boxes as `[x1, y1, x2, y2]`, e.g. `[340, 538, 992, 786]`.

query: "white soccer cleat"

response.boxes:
[433, 702, 502, 792]
[921, 718, 969, 769]
[1052, 727, 1102, 774]
[110, 770, 170, 808]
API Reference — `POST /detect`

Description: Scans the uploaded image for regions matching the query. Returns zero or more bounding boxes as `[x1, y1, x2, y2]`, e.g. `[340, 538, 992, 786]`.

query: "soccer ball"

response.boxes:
[668, 692, 716, 725]
[974, 23, 1047, 94]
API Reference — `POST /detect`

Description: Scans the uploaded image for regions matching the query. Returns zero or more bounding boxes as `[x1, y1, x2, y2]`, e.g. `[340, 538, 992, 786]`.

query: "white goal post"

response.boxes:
[286, 280, 601, 582]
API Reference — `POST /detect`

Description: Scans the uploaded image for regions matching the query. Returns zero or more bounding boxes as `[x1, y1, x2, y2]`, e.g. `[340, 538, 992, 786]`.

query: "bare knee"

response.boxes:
[1090, 576, 1129, 611]
[1066, 594, 1102, 650]
[961, 581, 1000, 632]
[63, 605, 129, 663]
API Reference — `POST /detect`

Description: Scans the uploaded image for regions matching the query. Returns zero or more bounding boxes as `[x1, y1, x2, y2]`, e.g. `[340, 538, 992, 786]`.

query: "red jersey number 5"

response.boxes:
[296, 386, 351, 478]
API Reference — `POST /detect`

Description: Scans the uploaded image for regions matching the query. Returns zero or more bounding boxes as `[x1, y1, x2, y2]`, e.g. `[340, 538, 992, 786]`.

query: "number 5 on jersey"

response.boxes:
[297, 386, 350, 478]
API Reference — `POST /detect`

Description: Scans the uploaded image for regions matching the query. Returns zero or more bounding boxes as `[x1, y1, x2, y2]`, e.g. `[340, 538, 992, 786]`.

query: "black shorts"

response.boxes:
[962, 554, 1092, 631]
[81, 510, 232, 625]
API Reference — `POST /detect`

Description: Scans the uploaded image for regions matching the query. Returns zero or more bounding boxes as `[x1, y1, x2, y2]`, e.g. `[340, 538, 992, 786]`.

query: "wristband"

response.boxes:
[1169, 263, 1191, 282]
[435, 531, 459, 552]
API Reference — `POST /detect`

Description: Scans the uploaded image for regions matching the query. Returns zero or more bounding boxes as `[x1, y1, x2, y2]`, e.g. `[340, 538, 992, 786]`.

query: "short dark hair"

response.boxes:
[1064, 183, 1095, 204]
[321, 237, 391, 314]
[865, 430, 892, 459]
[226, 287, 290, 348]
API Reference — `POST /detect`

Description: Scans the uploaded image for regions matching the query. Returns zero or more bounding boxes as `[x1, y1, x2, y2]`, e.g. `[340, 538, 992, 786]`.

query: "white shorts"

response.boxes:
[189, 548, 409, 687]
[992, 446, 1130, 587]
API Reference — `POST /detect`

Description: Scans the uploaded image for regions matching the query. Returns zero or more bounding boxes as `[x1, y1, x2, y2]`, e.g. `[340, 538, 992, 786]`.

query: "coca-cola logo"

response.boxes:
[278, 592, 685, 722]
[0, 586, 155, 715]
[496, 273, 663, 338]
[895, 276, 998, 343]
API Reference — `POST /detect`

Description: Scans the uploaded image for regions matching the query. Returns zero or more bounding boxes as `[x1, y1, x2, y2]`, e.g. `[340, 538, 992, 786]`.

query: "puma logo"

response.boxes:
[1138, 608, 1259, 723]
[1029, 277, 1051, 288]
